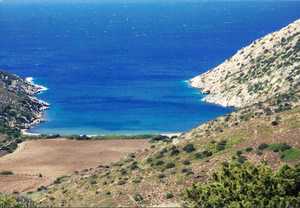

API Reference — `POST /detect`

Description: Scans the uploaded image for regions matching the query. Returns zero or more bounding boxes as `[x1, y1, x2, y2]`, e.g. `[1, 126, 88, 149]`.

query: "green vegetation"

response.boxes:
[257, 143, 300, 161]
[0, 194, 36, 208]
[183, 144, 196, 153]
[184, 162, 300, 208]
[133, 194, 143, 202]
[281, 148, 300, 161]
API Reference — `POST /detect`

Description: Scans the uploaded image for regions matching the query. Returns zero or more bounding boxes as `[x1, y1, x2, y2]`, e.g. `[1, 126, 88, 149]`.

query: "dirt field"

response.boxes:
[0, 139, 149, 193]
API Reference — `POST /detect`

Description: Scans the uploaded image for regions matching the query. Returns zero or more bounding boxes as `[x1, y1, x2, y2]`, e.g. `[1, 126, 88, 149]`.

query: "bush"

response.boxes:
[0, 171, 14, 175]
[166, 192, 174, 199]
[132, 177, 142, 183]
[133, 193, 143, 202]
[146, 157, 153, 163]
[236, 150, 243, 156]
[165, 162, 176, 169]
[258, 143, 269, 150]
[183, 144, 196, 153]
[216, 140, 227, 151]
[182, 160, 191, 165]
[269, 143, 292, 153]
[237, 155, 247, 164]
[170, 146, 180, 156]
[155, 160, 165, 166]
[117, 180, 126, 185]
[0, 194, 36, 208]
[150, 135, 169, 142]
[195, 152, 204, 159]
[184, 162, 300, 208]
[245, 147, 253, 152]
[158, 174, 166, 179]
[37, 186, 47, 192]
[182, 168, 191, 173]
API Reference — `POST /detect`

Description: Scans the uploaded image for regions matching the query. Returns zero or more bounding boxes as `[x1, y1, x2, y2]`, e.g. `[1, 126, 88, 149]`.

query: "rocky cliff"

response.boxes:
[0, 71, 49, 130]
[190, 19, 300, 108]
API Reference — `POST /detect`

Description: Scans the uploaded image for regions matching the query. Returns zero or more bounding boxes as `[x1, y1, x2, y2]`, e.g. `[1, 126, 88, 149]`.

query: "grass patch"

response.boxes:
[280, 148, 300, 161]
[268, 143, 291, 152]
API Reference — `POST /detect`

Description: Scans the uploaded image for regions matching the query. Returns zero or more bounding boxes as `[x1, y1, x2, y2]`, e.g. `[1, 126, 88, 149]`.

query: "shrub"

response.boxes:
[155, 160, 164, 166]
[0, 194, 36, 208]
[37, 186, 47, 192]
[132, 177, 142, 183]
[119, 169, 127, 175]
[216, 140, 227, 151]
[117, 180, 126, 185]
[183, 144, 196, 153]
[269, 143, 292, 153]
[170, 146, 180, 156]
[181, 168, 191, 173]
[202, 150, 213, 157]
[165, 162, 175, 169]
[166, 192, 174, 199]
[195, 152, 204, 159]
[0, 170, 14, 175]
[245, 147, 253, 152]
[184, 162, 300, 208]
[236, 150, 243, 156]
[182, 160, 191, 165]
[146, 157, 153, 163]
[258, 143, 269, 150]
[150, 135, 169, 142]
[158, 174, 166, 179]
[129, 161, 139, 170]
[237, 155, 247, 164]
[133, 194, 144, 202]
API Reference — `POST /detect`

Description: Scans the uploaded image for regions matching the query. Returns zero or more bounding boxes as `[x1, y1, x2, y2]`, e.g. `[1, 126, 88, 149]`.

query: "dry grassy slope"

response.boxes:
[31, 104, 300, 207]
[190, 19, 300, 108]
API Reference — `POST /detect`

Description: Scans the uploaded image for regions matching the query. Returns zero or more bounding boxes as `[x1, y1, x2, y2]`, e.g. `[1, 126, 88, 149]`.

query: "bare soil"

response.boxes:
[0, 138, 149, 193]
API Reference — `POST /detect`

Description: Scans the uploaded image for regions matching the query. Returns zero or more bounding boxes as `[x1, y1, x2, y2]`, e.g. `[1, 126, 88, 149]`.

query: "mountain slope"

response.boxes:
[0, 71, 48, 129]
[190, 19, 300, 108]
[30, 19, 300, 207]
[0, 71, 49, 154]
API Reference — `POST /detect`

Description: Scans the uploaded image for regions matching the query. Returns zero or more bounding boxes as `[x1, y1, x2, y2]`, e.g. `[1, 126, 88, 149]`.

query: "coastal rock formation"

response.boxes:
[0, 71, 49, 129]
[190, 19, 300, 108]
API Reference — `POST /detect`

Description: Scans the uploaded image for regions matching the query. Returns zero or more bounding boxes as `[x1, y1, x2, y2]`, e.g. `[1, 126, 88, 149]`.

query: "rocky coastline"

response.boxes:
[190, 19, 300, 108]
[22, 77, 50, 132]
[0, 71, 49, 131]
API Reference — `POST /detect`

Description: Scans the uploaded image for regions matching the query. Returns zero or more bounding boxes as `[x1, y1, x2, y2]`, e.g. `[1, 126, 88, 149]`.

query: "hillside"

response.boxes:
[29, 20, 300, 207]
[190, 19, 300, 108]
[0, 71, 48, 129]
[0, 71, 48, 154]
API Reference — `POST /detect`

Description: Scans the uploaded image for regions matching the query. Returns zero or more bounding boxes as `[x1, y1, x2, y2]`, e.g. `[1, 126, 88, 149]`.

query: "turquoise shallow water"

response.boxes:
[0, 1, 299, 135]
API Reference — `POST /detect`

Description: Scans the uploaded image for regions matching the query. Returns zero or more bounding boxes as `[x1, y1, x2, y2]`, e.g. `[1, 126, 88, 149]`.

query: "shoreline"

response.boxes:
[21, 130, 183, 139]
[21, 77, 50, 135]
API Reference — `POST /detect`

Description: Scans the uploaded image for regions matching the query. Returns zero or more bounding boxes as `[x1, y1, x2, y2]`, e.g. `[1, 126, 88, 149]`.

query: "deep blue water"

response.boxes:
[0, 1, 300, 135]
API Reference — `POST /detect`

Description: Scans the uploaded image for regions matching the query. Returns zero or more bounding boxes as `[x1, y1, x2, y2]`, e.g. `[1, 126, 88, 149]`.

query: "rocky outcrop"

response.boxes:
[0, 71, 49, 129]
[190, 19, 300, 108]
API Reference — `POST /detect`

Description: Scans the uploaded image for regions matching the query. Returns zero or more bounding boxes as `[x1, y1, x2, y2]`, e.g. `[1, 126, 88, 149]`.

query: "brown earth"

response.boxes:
[0, 138, 149, 193]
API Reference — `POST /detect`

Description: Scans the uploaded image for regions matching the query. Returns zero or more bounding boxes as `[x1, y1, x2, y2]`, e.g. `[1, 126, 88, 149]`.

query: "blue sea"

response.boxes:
[0, 1, 299, 135]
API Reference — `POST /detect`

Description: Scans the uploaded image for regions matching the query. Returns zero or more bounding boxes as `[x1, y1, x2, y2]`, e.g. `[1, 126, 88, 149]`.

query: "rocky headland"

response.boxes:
[0, 71, 49, 130]
[190, 19, 300, 108]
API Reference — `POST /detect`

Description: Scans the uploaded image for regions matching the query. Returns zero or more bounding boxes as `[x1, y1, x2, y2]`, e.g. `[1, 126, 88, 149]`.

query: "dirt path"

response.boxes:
[0, 138, 149, 193]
